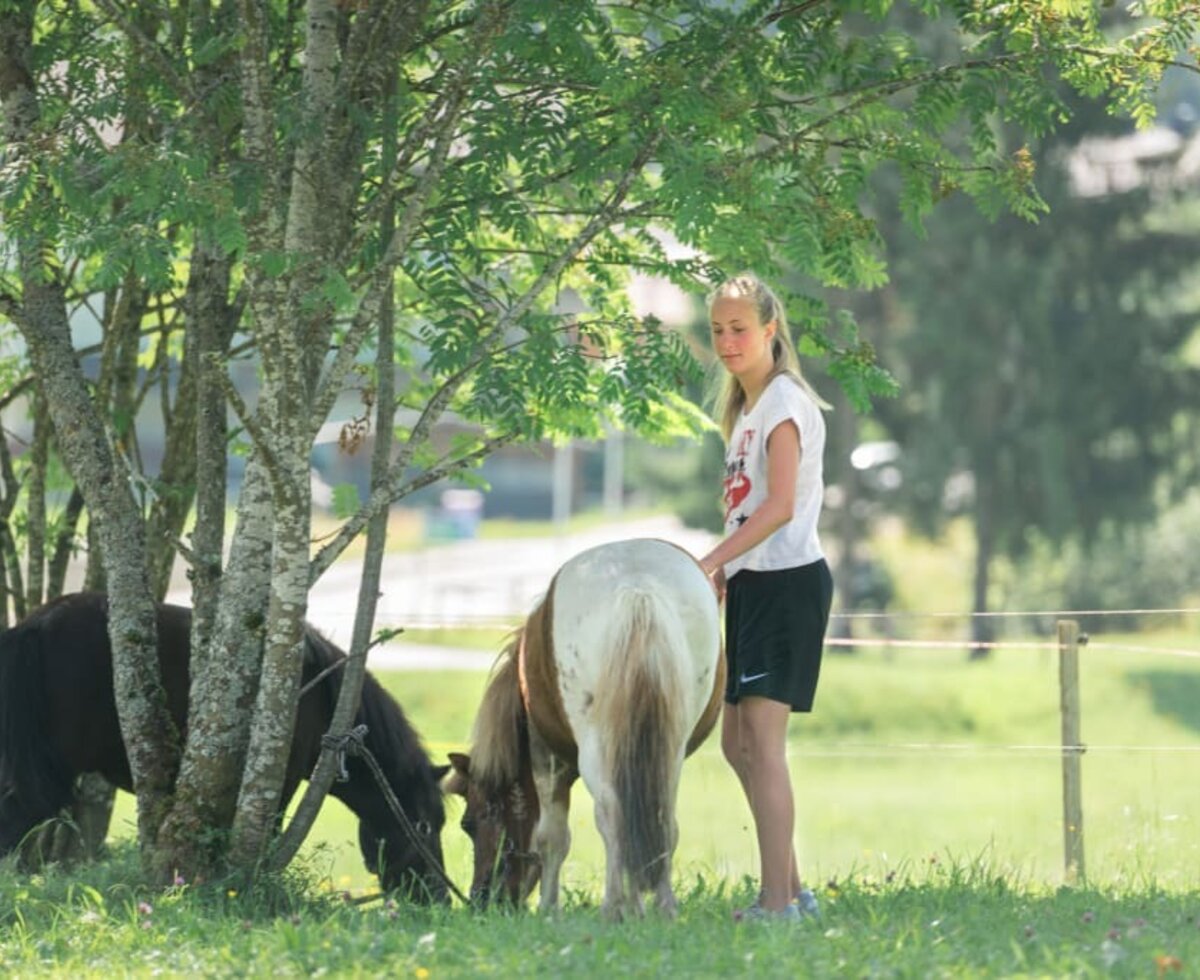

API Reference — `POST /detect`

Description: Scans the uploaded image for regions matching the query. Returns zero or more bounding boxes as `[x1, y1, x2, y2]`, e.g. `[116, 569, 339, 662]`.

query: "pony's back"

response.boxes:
[552, 539, 720, 730]
[0, 593, 192, 856]
[550, 539, 720, 890]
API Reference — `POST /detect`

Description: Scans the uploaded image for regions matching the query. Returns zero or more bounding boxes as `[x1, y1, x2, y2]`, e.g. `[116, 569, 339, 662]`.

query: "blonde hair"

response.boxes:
[707, 272, 830, 440]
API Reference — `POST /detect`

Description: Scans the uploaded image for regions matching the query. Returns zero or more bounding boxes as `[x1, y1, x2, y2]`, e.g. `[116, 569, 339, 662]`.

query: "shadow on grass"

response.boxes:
[1126, 669, 1200, 733]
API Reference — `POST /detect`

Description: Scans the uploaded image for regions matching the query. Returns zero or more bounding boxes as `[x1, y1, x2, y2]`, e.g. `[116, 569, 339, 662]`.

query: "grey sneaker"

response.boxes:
[734, 902, 802, 923]
[795, 888, 820, 918]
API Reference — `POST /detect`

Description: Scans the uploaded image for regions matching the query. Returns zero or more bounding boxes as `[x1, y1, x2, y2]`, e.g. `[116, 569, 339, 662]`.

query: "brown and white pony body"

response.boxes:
[447, 538, 723, 919]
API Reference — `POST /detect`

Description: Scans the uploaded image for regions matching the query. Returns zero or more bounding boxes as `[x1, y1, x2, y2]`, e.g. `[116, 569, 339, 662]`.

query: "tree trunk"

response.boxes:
[970, 474, 995, 661]
[144, 327, 199, 602]
[18, 282, 178, 861]
[149, 3, 252, 880]
[224, 0, 335, 868]
[23, 391, 47, 607]
[2, 2, 176, 868]
[46, 487, 85, 599]
[145, 247, 237, 601]
[153, 242, 247, 878]
[229, 469, 311, 868]
[273, 77, 401, 865]
[155, 460, 273, 879]
[0, 407, 28, 621]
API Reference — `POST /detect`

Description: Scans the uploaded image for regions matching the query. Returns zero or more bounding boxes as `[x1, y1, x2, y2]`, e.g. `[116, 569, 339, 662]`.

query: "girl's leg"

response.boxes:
[720, 702, 751, 793]
[735, 695, 794, 911]
[722, 701, 804, 905]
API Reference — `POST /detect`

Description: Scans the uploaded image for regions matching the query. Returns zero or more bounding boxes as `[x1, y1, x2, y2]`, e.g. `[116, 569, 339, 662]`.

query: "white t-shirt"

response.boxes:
[721, 373, 826, 578]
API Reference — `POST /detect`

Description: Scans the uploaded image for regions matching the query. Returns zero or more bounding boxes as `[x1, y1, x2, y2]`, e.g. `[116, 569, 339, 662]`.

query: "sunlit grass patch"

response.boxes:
[4, 852, 1198, 977]
[40, 610, 1200, 976]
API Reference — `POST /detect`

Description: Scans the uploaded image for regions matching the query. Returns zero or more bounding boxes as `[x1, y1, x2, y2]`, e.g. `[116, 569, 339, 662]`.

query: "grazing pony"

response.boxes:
[446, 538, 724, 920]
[0, 592, 449, 901]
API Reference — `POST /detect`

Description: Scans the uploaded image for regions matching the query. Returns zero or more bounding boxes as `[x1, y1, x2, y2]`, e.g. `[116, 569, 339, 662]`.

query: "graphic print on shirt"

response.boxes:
[723, 427, 756, 525]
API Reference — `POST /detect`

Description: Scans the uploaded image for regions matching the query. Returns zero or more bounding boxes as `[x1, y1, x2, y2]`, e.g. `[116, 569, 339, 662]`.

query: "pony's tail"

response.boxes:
[592, 588, 688, 893]
[0, 617, 73, 854]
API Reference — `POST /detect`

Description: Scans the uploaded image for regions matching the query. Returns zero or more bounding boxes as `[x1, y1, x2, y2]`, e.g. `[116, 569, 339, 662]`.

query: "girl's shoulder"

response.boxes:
[758, 376, 827, 445]
[763, 372, 820, 413]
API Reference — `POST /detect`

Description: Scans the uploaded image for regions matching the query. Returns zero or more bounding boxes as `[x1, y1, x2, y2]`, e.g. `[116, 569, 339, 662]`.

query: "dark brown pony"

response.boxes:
[0, 592, 449, 901]
[446, 538, 724, 920]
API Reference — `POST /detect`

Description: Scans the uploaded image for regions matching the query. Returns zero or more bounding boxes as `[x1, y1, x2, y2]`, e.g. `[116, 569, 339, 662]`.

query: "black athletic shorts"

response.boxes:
[724, 558, 834, 712]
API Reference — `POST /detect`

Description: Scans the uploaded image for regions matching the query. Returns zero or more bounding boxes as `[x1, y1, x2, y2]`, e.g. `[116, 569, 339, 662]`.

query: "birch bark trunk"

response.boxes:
[223, 0, 336, 867]
[1, 0, 178, 867]
[144, 245, 237, 601]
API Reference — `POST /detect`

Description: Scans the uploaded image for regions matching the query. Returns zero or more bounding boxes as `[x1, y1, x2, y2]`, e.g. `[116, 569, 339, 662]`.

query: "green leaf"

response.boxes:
[331, 483, 361, 521]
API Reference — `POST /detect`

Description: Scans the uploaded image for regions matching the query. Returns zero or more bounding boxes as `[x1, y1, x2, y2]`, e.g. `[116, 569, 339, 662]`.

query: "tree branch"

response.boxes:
[210, 352, 279, 482]
[308, 432, 516, 584]
[1065, 44, 1200, 78]
[314, 7, 749, 498]
[92, 0, 226, 141]
[0, 291, 24, 329]
[236, 0, 283, 239]
[765, 0, 832, 25]
[336, 0, 428, 117]
[313, 5, 510, 425]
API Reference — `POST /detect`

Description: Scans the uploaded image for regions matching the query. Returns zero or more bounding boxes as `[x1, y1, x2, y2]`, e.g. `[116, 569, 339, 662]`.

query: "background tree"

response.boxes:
[878, 91, 1200, 652]
[2, 0, 1198, 885]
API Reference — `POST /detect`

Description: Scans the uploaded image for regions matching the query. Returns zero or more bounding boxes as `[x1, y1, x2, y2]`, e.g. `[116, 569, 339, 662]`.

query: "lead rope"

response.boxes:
[321, 725, 470, 906]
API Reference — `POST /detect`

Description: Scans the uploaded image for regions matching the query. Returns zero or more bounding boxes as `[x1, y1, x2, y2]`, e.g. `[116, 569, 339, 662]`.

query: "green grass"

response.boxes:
[5, 625, 1199, 976]
[395, 626, 511, 651]
[99, 633, 1200, 893]
[3, 851, 1198, 977]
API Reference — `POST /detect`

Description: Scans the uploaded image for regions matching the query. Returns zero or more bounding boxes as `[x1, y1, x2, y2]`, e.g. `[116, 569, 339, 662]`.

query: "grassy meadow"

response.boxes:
[295, 624, 1200, 895]
[4, 618, 1192, 976]
[4, 506, 1199, 975]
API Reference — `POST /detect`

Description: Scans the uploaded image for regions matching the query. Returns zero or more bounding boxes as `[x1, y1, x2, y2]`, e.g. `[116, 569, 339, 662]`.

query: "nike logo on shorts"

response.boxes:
[739, 670, 770, 684]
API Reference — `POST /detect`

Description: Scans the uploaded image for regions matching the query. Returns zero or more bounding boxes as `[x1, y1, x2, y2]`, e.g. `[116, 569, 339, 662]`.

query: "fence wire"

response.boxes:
[830, 606, 1200, 620]
[381, 605, 1200, 762]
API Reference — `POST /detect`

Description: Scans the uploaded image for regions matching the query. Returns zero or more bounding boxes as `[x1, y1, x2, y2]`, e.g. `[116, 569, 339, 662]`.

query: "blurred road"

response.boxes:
[306, 513, 718, 671]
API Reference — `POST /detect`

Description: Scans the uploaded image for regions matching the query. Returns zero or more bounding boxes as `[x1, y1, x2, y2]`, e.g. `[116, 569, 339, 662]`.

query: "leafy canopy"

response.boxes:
[2, 0, 1198, 438]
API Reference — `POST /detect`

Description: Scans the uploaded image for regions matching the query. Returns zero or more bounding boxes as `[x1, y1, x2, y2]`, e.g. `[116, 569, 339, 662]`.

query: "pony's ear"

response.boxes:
[430, 762, 451, 782]
[444, 752, 471, 796]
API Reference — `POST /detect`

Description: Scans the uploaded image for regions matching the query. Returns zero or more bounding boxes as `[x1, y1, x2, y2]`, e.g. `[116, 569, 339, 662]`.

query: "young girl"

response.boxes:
[698, 273, 834, 922]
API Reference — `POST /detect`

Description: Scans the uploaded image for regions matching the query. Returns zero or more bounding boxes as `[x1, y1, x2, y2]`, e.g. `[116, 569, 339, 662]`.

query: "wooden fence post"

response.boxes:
[1058, 619, 1086, 883]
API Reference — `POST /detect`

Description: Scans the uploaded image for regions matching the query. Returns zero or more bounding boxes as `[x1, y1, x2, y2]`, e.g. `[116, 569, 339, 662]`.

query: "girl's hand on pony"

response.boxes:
[699, 558, 726, 603]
